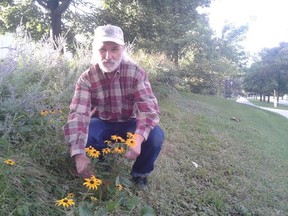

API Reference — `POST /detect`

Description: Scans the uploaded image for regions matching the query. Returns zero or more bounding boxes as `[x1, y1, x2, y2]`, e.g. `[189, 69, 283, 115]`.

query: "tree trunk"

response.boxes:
[274, 90, 278, 107]
[172, 44, 179, 66]
[36, 0, 71, 49]
[277, 90, 280, 103]
[51, 11, 62, 40]
[217, 79, 222, 97]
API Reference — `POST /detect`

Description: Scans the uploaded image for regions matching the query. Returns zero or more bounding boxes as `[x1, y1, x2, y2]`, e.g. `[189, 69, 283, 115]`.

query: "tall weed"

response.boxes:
[0, 33, 91, 145]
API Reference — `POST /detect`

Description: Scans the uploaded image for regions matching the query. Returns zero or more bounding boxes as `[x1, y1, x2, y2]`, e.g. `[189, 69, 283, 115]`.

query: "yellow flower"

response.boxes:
[102, 148, 111, 155]
[104, 140, 112, 145]
[119, 137, 126, 143]
[39, 110, 49, 116]
[83, 175, 102, 190]
[49, 109, 56, 115]
[4, 159, 16, 166]
[66, 193, 75, 198]
[125, 138, 136, 147]
[116, 184, 123, 191]
[85, 146, 95, 154]
[111, 135, 125, 143]
[111, 135, 118, 141]
[55, 198, 75, 208]
[112, 147, 125, 154]
[127, 132, 135, 139]
[57, 109, 63, 114]
[90, 196, 97, 201]
[88, 149, 101, 158]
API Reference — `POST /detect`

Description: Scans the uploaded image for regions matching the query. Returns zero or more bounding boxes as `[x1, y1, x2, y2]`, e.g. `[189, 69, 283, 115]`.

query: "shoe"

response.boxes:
[132, 176, 148, 190]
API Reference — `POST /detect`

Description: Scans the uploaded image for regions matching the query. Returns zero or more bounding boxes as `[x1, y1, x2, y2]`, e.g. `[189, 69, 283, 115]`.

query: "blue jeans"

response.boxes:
[86, 118, 165, 177]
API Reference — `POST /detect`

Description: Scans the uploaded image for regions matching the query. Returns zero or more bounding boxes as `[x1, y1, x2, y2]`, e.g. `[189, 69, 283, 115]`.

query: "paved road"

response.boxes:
[236, 97, 288, 119]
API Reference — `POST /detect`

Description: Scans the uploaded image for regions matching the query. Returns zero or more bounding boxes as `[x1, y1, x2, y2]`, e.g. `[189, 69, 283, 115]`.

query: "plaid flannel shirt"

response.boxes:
[63, 61, 160, 157]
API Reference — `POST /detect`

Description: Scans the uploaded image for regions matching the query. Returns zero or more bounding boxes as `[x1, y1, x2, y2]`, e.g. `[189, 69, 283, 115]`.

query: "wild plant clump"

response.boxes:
[0, 34, 90, 145]
[2, 133, 155, 215]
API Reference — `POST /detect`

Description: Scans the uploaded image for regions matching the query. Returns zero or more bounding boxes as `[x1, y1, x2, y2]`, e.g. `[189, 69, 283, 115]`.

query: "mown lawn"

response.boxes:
[151, 92, 288, 215]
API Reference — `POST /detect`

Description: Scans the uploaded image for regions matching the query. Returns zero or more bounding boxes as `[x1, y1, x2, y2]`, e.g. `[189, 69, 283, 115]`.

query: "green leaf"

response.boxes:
[106, 200, 118, 212]
[79, 205, 93, 216]
[141, 205, 156, 216]
[125, 196, 140, 210]
[95, 207, 109, 216]
[106, 184, 116, 193]
[119, 176, 133, 188]
[16, 204, 30, 215]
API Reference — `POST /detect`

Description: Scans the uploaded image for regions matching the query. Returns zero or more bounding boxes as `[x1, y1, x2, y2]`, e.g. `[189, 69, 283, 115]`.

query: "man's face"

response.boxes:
[95, 41, 124, 73]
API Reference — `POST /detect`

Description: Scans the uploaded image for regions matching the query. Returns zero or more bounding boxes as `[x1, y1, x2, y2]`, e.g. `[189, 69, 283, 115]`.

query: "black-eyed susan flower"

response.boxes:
[66, 193, 75, 198]
[127, 132, 135, 139]
[118, 137, 125, 143]
[83, 175, 102, 190]
[4, 159, 16, 166]
[87, 149, 101, 158]
[112, 147, 125, 154]
[56, 109, 63, 114]
[55, 197, 75, 208]
[39, 110, 49, 116]
[104, 140, 112, 145]
[49, 109, 56, 115]
[102, 148, 111, 155]
[125, 138, 136, 147]
[111, 135, 118, 141]
[90, 196, 97, 201]
[85, 146, 95, 154]
[116, 184, 123, 191]
[111, 135, 125, 143]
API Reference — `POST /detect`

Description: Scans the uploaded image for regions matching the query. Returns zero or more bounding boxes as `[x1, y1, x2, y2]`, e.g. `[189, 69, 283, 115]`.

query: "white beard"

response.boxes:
[98, 58, 122, 73]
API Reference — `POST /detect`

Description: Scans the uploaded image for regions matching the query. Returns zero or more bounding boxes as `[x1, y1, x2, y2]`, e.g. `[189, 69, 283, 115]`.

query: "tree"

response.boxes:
[98, 0, 212, 65]
[35, 0, 71, 41]
[0, 0, 49, 40]
[246, 63, 275, 102]
[244, 42, 288, 104]
[0, 0, 99, 46]
[260, 43, 288, 103]
[182, 24, 248, 96]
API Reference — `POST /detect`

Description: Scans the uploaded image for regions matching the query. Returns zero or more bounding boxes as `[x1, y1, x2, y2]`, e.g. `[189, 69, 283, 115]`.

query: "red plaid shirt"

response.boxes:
[63, 61, 160, 157]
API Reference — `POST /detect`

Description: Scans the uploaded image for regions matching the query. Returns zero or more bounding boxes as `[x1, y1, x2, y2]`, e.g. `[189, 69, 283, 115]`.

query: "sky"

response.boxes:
[207, 0, 288, 54]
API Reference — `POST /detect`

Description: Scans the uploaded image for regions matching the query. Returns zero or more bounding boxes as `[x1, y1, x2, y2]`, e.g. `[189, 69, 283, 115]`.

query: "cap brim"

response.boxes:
[97, 37, 125, 45]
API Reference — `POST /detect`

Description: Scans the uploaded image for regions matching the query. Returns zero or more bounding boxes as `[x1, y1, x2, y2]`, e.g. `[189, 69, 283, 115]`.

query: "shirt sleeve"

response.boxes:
[62, 71, 91, 157]
[134, 68, 160, 140]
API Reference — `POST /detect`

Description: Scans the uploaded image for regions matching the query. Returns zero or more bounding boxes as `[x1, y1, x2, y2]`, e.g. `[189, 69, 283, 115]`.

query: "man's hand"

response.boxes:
[125, 133, 144, 160]
[74, 154, 93, 178]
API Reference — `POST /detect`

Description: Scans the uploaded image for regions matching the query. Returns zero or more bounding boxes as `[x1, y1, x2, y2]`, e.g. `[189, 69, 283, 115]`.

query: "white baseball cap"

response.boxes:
[93, 24, 125, 45]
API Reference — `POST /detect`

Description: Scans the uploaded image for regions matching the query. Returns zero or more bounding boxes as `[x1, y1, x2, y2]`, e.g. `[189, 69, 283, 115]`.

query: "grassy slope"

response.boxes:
[1, 92, 287, 216]
[147, 92, 288, 216]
